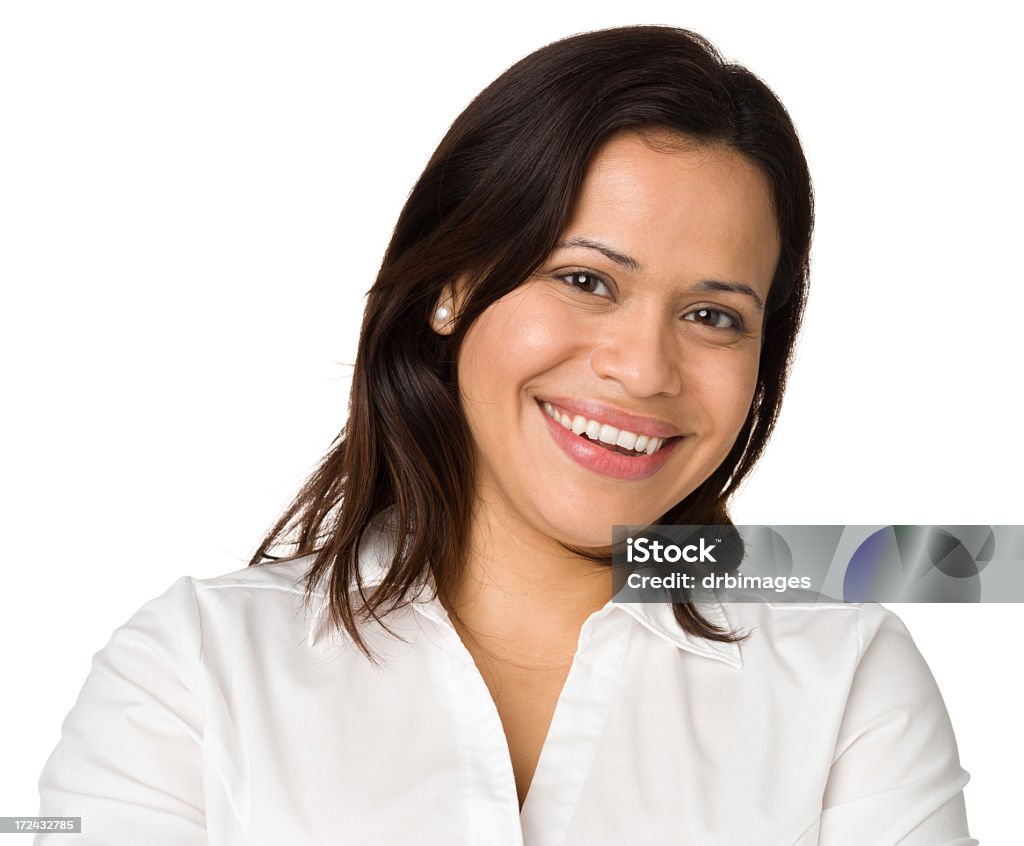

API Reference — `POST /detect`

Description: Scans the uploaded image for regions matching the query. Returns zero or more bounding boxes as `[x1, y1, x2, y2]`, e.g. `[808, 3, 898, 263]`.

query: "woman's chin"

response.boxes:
[538, 506, 662, 552]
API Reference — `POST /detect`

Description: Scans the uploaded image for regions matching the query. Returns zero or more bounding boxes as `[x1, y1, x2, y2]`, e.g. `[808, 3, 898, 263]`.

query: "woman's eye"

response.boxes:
[684, 307, 744, 332]
[560, 270, 612, 298]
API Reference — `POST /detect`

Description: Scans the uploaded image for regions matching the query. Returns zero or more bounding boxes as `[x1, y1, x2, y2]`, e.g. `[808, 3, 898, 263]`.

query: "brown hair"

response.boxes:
[250, 25, 814, 661]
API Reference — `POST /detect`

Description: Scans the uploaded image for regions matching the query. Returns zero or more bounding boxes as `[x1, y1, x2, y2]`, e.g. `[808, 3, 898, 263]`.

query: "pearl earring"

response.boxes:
[435, 304, 451, 322]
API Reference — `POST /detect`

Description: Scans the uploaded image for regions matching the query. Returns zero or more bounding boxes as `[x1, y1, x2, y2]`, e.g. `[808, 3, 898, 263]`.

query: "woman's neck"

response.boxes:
[442, 498, 613, 666]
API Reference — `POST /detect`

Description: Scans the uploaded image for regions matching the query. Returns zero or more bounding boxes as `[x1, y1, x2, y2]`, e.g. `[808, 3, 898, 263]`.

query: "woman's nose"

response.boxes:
[588, 310, 683, 398]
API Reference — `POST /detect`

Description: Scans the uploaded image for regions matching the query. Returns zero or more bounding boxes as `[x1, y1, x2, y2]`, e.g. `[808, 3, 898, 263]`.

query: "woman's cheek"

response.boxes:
[690, 353, 759, 438]
[508, 298, 593, 368]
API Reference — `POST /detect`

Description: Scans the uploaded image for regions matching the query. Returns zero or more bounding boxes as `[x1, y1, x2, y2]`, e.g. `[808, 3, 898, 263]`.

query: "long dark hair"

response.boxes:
[250, 25, 814, 661]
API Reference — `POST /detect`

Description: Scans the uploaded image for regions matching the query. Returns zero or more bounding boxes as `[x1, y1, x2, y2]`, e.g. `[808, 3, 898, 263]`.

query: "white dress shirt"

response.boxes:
[37, 516, 977, 845]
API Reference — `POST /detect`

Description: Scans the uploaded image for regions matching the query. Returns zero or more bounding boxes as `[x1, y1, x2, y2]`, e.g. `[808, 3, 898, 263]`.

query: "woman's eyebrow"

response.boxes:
[695, 279, 765, 312]
[556, 237, 765, 312]
[557, 237, 640, 272]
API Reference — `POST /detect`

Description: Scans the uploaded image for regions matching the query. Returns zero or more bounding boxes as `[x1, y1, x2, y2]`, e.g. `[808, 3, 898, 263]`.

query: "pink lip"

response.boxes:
[538, 401, 682, 481]
[538, 396, 682, 439]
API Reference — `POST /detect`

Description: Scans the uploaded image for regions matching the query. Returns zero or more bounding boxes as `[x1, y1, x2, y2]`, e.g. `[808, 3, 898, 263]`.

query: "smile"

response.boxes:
[541, 401, 667, 455]
[537, 399, 683, 481]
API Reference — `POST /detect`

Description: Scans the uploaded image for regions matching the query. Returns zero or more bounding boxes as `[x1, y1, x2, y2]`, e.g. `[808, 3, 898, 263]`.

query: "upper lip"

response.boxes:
[537, 396, 683, 439]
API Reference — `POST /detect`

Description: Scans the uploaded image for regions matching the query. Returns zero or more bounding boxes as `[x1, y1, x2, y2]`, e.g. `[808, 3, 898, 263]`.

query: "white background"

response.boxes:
[2, 1, 1020, 841]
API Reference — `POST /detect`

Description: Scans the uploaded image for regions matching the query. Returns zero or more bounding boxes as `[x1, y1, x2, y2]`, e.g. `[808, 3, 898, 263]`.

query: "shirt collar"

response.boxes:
[613, 596, 742, 669]
[306, 514, 743, 670]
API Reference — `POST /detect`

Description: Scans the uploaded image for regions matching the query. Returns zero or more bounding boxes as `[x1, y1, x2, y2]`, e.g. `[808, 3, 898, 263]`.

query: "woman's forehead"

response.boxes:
[562, 133, 780, 290]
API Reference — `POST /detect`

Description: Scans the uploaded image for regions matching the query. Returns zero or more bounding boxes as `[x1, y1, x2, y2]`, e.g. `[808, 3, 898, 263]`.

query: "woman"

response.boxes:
[36, 26, 976, 845]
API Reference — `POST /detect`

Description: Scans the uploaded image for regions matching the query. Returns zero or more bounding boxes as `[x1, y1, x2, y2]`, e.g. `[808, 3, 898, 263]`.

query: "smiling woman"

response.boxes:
[35, 25, 976, 846]
[448, 134, 777, 539]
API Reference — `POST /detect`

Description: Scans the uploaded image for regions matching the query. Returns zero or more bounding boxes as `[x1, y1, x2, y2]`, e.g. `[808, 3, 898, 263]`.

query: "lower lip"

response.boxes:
[538, 401, 682, 481]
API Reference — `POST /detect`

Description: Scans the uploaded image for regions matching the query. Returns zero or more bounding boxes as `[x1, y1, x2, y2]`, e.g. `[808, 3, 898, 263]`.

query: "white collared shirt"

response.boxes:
[36, 519, 977, 845]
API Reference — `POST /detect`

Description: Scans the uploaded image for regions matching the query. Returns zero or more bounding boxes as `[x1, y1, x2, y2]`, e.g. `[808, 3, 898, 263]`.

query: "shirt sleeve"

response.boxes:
[817, 603, 978, 846]
[35, 576, 207, 845]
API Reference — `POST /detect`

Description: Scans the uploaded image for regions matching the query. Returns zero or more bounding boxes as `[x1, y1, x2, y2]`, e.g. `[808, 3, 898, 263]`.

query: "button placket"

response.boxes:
[518, 615, 636, 846]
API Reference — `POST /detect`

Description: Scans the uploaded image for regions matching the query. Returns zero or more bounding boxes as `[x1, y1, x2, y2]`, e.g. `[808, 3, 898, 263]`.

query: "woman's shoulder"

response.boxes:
[122, 519, 403, 660]
[37, 555, 322, 839]
[192, 554, 318, 595]
[128, 554, 319, 614]
[104, 556, 323, 668]
[724, 595, 908, 637]
[721, 602, 972, 840]
[187, 554, 321, 612]
[722, 599, 930, 678]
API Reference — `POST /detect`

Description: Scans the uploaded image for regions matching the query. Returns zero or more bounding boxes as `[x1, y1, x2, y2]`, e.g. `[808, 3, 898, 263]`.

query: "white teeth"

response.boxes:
[616, 430, 638, 450]
[541, 401, 669, 455]
[598, 424, 618, 446]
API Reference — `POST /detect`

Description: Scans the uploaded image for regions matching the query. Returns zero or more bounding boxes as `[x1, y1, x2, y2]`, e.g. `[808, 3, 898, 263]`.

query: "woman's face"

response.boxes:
[454, 130, 780, 548]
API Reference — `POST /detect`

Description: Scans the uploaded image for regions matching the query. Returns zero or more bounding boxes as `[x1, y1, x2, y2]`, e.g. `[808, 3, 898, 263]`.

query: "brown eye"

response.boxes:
[560, 270, 612, 298]
[684, 307, 744, 332]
